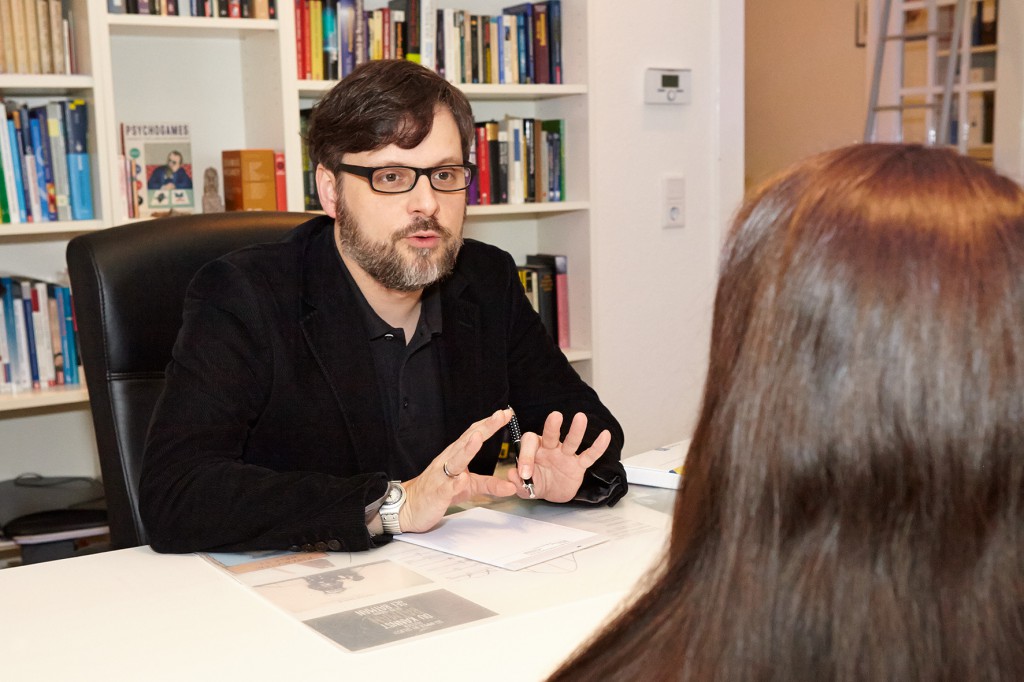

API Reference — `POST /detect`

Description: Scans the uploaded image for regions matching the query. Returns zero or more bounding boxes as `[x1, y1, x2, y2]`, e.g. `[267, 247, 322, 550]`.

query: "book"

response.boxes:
[472, 122, 490, 205]
[502, 3, 534, 83]
[547, 0, 561, 83]
[222, 148, 277, 211]
[527, 253, 569, 348]
[338, 0, 356, 77]
[273, 151, 287, 210]
[0, 0, 16, 74]
[0, 276, 27, 388]
[121, 121, 194, 218]
[44, 101, 72, 220]
[63, 99, 94, 220]
[520, 262, 554, 342]
[321, 0, 338, 79]
[516, 265, 539, 313]
[531, 2, 550, 85]
[27, 110, 57, 220]
[13, 104, 43, 222]
[622, 440, 689, 489]
[540, 118, 564, 201]
[0, 113, 25, 222]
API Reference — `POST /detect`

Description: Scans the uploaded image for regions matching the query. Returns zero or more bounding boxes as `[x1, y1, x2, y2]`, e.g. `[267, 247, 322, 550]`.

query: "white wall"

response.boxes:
[745, 0, 868, 186]
[588, 0, 745, 456]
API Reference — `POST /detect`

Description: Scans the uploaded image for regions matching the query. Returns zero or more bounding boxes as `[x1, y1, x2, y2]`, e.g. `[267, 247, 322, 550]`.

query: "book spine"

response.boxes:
[18, 283, 40, 388]
[44, 101, 72, 220]
[322, 0, 338, 80]
[64, 99, 94, 220]
[532, 2, 550, 85]
[46, 283, 63, 385]
[0, 298, 9, 387]
[274, 151, 287, 210]
[548, 0, 561, 83]
[47, 0, 64, 74]
[338, 0, 355, 77]
[29, 116, 55, 220]
[419, 0, 434, 70]
[35, 0, 52, 74]
[61, 286, 79, 384]
[22, 0, 41, 74]
[0, 0, 16, 74]
[473, 122, 490, 205]
[15, 106, 42, 222]
[31, 281, 55, 386]
[1, 116, 26, 222]
[0, 278, 23, 387]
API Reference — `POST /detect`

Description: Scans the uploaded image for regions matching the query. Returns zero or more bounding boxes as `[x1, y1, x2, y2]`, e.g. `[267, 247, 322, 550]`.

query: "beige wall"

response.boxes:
[745, 0, 868, 187]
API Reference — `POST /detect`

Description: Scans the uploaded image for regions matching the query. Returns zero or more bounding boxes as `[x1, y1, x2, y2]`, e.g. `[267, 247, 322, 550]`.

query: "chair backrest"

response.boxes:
[66, 211, 311, 549]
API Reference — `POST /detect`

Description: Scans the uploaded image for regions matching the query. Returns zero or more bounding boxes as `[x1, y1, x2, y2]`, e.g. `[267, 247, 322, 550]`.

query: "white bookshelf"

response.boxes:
[0, 0, 597, 427]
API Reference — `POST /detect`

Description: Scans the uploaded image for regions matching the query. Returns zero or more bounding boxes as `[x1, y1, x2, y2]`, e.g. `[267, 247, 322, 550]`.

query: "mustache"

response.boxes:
[391, 216, 452, 243]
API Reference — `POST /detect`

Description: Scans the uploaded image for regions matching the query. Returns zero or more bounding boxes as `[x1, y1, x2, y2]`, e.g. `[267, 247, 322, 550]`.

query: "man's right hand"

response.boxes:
[397, 408, 518, 533]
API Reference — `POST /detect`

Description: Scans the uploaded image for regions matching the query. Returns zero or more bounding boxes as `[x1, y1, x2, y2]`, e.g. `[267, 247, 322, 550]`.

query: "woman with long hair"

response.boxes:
[550, 144, 1024, 681]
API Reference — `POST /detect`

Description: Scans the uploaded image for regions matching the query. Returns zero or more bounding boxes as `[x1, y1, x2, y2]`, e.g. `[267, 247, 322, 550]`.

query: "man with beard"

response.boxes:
[139, 60, 626, 554]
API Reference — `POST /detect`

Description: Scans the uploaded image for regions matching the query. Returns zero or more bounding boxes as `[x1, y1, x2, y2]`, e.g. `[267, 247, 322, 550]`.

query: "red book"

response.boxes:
[473, 123, 491, 205]
[274, 152, 287, 210]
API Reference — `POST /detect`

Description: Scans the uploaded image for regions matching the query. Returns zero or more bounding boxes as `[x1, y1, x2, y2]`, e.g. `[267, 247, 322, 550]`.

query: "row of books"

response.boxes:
[0, 276, 82, 392]
[107, 0, 277, 19]
[296, 0, 562, 85]
[222, 148, 288, 211]
[0, 0, 73, 76]
[469, 117, 564, 206]
[517, 253, 568, 349]
[0, 99, 94, 225]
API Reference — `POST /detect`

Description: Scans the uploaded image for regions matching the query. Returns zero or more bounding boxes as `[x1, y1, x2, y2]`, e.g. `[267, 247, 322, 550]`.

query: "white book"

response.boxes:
[504, 13, 519, 84]
[622, 440, 689, 489]
[419, 0, 435, 71]
[0, 114, 23, 222]
[31, 281, 55, 386]
[504, 116, 524, 204]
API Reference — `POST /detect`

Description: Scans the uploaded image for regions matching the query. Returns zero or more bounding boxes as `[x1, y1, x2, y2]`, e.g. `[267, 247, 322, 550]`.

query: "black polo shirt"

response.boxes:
[336, 255, 447, 481]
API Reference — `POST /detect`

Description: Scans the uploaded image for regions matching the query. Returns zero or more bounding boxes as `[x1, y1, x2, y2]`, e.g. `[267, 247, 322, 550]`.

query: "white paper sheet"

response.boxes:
[394, 507, 608, 571]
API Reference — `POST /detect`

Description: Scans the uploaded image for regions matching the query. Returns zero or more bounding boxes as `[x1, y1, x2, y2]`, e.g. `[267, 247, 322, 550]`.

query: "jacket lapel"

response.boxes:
[438, 270, 485, 453]
[298, 221, 390, 474]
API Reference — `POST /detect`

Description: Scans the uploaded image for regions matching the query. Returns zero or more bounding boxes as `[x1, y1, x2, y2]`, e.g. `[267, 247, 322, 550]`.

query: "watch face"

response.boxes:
[385, 482, 403, 504]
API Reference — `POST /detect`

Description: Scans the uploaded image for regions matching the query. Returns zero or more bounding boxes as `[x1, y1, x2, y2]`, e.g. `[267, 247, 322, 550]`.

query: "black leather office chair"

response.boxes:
[66, 211, 311, 549]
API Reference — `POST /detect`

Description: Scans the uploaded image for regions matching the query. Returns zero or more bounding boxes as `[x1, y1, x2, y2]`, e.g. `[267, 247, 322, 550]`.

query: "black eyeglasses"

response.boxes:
[337, 163, 477, 193]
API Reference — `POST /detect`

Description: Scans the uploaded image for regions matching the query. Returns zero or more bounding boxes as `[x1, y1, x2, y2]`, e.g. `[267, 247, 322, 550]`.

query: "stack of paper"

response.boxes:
[621, 439, 689, 489]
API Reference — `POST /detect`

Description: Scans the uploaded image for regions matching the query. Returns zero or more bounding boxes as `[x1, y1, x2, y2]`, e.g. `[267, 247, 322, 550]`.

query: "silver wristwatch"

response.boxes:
[379, 480, 406, 535]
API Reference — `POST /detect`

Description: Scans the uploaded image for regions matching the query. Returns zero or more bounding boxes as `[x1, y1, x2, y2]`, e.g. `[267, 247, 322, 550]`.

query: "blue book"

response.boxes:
[548, 0, 561, 83]
[323, 1, 339, 80]
[28, 113, 57, 221]
[5, 119, 27, 223]
[0, 277, 22, 386]
[63, 100, 95, 220]
[19, 284, 40, 389]
[59, 286, 79, 385]
[338, 0, 356, 77]
[502, 3, 533, 83]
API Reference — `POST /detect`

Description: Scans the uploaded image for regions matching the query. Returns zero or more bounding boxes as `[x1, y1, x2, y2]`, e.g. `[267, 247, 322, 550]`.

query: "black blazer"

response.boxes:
[140, 216, 625, 553]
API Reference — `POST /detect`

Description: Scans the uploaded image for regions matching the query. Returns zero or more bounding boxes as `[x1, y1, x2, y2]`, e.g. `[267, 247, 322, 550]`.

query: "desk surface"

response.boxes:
[0, 488, 674, 681]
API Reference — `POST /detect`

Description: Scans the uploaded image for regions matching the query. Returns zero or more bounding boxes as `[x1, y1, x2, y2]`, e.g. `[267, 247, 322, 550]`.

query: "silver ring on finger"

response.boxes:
[443, 461, 461, 478]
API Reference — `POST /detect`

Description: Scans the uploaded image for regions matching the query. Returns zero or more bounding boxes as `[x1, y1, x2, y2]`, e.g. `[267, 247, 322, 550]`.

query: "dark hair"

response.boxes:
[550, 144, 1024, 681]
[306, 59, 475, 171]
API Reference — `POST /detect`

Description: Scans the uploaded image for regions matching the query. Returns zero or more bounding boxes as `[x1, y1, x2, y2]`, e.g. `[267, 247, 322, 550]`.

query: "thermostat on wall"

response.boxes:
[644, 68, 691, 105]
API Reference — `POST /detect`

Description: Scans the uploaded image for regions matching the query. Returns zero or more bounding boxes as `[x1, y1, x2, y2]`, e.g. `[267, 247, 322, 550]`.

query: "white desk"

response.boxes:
[0, 488, 674, 681]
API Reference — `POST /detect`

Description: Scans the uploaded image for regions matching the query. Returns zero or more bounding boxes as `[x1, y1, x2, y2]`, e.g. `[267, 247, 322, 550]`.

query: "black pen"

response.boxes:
[507, 407, 536, 498]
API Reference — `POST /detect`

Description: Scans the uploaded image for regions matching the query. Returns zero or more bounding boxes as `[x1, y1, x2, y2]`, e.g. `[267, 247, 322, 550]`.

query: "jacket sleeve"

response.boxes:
[499, 253, 628, 506]
[140, 259, 389, 553]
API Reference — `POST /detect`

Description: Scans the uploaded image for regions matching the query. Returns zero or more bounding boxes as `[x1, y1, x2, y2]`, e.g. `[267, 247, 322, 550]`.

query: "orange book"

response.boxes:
[222, 149, 277, 211]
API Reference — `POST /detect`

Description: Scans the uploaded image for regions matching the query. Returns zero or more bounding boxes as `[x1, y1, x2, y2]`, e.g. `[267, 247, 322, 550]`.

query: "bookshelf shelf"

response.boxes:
[0, 386, 90, 414]
[0, 220, 106, 239]
[0, 74, 96, 94]
[467, 201, 588, 218]
[106, 15, 278, 38]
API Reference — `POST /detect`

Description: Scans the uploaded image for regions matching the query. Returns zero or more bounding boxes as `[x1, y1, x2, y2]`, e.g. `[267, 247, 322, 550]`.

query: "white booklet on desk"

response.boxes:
[622, 439, 690, 489]
[395, 506, 607, 571]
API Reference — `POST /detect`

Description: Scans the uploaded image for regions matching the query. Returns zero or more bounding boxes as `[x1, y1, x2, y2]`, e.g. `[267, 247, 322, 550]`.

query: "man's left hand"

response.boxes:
[507, 411, 611, 503]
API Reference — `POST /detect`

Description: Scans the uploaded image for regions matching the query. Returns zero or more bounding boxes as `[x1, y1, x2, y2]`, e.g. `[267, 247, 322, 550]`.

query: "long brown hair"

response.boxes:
[550, 144, 1024, 681]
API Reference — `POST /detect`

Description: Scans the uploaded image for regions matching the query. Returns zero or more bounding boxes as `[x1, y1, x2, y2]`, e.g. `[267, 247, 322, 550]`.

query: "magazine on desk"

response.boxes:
[622, 439, 689, 489]
[200, 506, 614, 652]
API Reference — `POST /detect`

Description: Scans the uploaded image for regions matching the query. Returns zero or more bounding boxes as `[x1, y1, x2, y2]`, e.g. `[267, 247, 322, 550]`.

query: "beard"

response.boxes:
[335, 200, 464, 292]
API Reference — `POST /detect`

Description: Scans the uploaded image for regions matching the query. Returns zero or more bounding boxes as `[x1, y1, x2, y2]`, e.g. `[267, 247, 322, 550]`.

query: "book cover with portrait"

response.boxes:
[120, 122, 195, 218]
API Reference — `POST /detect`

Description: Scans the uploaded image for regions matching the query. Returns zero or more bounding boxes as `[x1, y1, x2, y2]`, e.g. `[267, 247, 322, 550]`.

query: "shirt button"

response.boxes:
[314, 541, 328, 551]
[403, 399, 409, 408]
[301, 543, 314, 552]
[288, 545, 300, 552]
[327, 539, 342, 551]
